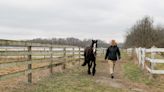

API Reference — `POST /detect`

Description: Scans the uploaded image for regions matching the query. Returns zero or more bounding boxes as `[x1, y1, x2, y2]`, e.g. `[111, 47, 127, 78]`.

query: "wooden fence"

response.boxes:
[0, 39, 106, 83]
[135, 47, 164, 75]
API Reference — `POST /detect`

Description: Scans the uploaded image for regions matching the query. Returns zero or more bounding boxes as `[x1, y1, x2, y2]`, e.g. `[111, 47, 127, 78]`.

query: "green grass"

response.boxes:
[124, 62, 151, 84]
[123, 59, 153, 85]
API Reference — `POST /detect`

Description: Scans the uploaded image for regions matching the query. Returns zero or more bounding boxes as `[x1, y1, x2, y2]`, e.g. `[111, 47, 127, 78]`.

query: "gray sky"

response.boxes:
[0, 0, 164, 43]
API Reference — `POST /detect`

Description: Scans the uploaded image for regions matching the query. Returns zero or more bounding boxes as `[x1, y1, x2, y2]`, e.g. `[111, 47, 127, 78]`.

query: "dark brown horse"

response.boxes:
[82, 40, 98, 76]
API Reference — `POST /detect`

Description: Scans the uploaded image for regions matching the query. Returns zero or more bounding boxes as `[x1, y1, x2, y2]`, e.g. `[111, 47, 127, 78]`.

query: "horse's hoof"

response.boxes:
[92, 70, 96, 76]
[92, 73, 96, 76]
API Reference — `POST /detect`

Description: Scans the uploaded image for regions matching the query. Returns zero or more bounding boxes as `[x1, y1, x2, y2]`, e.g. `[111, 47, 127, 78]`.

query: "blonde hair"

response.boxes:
[111, 40, 117, 46]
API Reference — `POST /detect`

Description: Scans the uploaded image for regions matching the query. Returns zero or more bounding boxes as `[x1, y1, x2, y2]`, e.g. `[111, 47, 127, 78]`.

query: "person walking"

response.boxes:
[105, 40, 121, 79]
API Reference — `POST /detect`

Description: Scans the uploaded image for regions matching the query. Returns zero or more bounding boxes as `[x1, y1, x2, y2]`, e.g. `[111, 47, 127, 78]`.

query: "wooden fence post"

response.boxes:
[63, 47, 66, 61]
[24, 48, 26, 59]
[49, 46, 53, 74]
[73, 47, 75, 61]
[79, 47, 81, 62]
[139, 48, 142, 68]
[141, 48, 145, 70]
[5, 48, 8, 61]
[63, 47, 66, 69]
[150, 47, 155, 78]
[44, 48, 46, 59]
[151, 47, 155, 71]
[27, 46, 32, 83]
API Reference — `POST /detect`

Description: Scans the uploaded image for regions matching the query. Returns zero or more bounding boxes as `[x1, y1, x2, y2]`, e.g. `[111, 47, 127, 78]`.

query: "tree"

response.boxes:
[124, 16, 164, 48]
[28, 37, 110, 48]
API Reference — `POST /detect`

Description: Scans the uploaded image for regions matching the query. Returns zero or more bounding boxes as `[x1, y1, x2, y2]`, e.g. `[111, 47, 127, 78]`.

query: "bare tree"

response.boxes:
[124, 16, 164, 48]
[28, 37, 110, 48]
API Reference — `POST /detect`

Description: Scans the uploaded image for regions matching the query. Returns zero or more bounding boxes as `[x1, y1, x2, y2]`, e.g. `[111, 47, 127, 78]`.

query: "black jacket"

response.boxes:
[105, 45, 121, 61]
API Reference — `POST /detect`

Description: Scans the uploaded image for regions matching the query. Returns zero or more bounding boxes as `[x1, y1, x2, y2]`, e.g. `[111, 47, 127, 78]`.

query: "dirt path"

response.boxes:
[94, 57, 148, 92]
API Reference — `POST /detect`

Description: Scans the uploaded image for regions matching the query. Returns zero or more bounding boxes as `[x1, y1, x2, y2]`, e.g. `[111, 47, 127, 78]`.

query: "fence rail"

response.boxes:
[0, 39, 106, 83]
[0, 39, 83, 83]
[135, 47, 164, 75]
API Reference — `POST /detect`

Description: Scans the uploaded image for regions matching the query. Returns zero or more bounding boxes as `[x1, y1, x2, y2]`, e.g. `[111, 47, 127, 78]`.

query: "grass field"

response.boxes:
[1, 52, 164, 92]
[11, 57, 127, 92]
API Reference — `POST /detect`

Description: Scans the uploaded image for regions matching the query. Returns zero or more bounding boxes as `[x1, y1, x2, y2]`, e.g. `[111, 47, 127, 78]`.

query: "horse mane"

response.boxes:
[90, 40, 98, 48]
[84, 40, 98, 57]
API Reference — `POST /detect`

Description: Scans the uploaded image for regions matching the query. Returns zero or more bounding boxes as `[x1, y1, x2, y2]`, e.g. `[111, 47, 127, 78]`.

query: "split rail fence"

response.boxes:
[0, 39, 106, 83]
[135, 47, 164, 75]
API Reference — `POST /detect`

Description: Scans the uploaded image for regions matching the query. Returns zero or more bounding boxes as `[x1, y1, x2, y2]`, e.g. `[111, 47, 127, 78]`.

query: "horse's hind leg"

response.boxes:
[92, 60, 96, 76]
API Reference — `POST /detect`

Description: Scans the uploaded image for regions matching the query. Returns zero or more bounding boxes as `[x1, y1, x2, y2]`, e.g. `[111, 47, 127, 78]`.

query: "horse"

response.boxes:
[82, 40, 98, 76]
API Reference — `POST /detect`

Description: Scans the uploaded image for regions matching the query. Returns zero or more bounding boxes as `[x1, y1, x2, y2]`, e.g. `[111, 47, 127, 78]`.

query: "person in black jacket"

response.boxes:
[105, 40, 121, 79]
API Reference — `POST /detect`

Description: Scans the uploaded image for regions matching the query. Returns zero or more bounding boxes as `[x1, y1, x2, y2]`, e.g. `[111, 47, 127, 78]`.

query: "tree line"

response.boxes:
[28, 37, 111, 48]
[124, 16, 164, 48]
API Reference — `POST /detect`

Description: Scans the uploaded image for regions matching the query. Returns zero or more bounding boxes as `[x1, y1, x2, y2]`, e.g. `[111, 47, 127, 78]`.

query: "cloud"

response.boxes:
[0, 0, 164, 43]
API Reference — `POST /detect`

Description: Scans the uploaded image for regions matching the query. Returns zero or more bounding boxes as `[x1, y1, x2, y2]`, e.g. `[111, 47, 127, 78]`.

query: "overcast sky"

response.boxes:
[0, 0, 164, 43]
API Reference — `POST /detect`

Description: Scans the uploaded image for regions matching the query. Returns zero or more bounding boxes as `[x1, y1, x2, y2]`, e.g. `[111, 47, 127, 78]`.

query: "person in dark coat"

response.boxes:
[105, 40, 121, 79]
